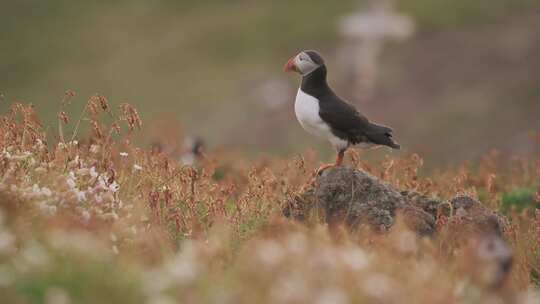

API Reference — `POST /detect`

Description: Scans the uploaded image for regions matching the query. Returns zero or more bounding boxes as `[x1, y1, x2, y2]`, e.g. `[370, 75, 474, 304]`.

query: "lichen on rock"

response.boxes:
[284, 166, 505, 237]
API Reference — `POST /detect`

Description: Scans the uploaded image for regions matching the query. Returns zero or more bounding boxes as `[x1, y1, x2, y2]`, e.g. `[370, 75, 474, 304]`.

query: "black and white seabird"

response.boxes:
[284, 50, 400, 172]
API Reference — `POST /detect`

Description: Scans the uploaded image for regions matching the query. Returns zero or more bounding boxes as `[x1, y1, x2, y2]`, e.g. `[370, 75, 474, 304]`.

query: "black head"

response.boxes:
[283, 50, 326, 76]
[304, 50, 325, 66]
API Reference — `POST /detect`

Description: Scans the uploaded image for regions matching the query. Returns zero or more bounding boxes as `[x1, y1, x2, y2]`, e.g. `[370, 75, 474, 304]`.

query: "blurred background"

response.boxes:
[1, 0, 539, 166]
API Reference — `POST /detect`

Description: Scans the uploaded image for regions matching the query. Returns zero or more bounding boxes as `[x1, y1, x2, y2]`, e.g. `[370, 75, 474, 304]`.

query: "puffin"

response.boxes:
[283, 50, 400, 172]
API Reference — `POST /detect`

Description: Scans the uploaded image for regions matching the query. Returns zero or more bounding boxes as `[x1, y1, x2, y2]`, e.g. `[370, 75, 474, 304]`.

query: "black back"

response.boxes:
[300, 56, 399, 149]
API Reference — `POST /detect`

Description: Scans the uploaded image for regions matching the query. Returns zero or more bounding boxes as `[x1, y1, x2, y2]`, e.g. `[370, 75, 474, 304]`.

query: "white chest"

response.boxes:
[294, 89, 348, 150]
[294, 89, 332, 138]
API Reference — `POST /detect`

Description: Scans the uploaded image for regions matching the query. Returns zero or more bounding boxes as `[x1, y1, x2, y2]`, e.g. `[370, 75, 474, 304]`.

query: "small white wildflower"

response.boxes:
[77, 167, 89, 176]
[341, 247, 369, 271]
[168, 242, 199, 284]
[0, 231, 15, 253]
[35, 167, 47, 174]
[271, 276, 308, 303]
[41, 187, 52, 197]
[39, 203, 57, 216]
[316, 287, 348, 304]
[396, 230, 418, 254]
[112, 245, 119, 255]
[180, 154, 195, 166]
[66, 172, 77, 189]
[96, 177, 107, 190]
[11, 151, 32, 161]
[39, 202, 49, 215]
[256, 240, 285, 267]
[133, 164, 143, 171]
[109, 181, 119, 193]
[89, 144, 100, 154]
[312, 247, 337, 268]
[361, 273, 393, 300]
[285, 233, 307, 254]
[66, 178, 76, 190]
[453, 279, 467, 298]
[66, 178, 76, 189]
[21, 241, 50, 267]
[32, 184, 40, 195]
[169, 256, 198, 284]
[86, 186, 94, 194]
[48, 205, 57, 216]
[119, 152, 128, 158]
[74, 189, 86, 203]
[89, 166, 98, 178]
[143, 269, 172, 294]
[69, 140, 78, 146]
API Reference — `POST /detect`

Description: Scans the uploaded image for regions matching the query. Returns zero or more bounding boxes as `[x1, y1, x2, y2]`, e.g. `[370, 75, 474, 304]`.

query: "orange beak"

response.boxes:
[283, 57, 297, 72]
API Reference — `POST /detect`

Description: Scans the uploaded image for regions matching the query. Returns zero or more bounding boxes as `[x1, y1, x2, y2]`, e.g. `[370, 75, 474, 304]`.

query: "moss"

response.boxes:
[500, 187, 537, 214]
[14, 255, 144, 304]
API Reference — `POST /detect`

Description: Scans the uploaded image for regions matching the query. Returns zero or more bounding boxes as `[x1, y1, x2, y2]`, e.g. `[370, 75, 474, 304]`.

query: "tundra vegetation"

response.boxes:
[0, 97, 539, 303]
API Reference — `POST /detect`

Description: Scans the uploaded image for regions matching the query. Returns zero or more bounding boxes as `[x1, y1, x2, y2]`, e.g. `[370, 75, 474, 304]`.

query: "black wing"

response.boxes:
[318, 92, 400, 149]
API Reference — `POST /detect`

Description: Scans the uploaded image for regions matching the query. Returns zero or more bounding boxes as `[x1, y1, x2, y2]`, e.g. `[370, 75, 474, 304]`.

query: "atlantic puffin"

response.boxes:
[284, 50, 400, 172]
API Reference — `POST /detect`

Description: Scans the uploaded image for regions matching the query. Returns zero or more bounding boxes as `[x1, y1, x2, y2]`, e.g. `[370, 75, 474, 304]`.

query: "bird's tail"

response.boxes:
[366, 122, 400, 149]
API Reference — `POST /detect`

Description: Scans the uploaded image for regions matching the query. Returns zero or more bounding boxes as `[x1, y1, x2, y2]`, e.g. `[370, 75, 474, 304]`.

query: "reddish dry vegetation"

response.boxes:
[0, 95, 539, 304]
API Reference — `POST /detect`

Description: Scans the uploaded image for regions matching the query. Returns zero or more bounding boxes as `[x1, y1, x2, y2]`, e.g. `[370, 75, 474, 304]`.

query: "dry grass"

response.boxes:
[0, 97, 539, 304]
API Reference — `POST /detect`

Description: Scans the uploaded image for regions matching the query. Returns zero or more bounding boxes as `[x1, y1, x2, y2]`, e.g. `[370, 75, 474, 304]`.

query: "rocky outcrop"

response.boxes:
[284, 166, 505, 236]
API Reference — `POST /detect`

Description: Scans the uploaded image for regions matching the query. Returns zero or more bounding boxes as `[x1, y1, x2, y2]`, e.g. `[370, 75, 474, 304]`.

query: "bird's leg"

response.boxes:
[316, 149, 345, 176]
[335, 149, 345, 166]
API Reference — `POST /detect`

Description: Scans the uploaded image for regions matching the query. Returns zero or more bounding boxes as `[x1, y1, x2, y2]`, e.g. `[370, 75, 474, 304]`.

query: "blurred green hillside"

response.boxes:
[1, 0, 539, 164]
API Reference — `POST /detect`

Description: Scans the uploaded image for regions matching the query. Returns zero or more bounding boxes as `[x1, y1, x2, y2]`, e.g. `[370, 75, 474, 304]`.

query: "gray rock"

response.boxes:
[445, 195, 505, 236]
[284, 166, 505, 236]
[315, 167, 405, 231]
[401, 190, 442, 218]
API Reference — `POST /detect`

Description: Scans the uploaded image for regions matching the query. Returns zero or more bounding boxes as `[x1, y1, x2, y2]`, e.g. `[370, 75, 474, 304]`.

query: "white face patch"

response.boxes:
[294, 52, 319, 76]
